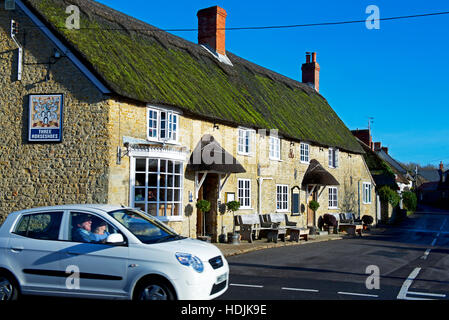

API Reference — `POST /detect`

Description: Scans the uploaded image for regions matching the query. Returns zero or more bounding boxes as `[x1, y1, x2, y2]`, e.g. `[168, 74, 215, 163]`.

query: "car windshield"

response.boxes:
[108, 209, 184, 244]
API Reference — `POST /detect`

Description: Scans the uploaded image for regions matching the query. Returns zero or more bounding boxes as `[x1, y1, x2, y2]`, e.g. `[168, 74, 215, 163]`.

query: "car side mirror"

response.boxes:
[106, 233, 125, 245]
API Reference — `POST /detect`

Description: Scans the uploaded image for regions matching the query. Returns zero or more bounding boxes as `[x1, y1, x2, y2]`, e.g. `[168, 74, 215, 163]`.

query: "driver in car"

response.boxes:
[72, 216, 93, 242]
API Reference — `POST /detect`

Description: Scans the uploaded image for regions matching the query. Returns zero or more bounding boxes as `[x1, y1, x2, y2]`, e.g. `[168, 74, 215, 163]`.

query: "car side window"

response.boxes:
[69, 212, 122, 244]
[13, 212, 63, 240]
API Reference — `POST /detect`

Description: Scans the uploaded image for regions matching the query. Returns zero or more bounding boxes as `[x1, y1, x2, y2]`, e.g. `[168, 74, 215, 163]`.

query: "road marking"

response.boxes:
[337, 291, 378, 298]
[408, 291, 446, 298]
[281, 287, 319, 293]
[440, 218, 447, 231]
[421, 249, 431, 260]
[397, 267, 421, 300]
[230, 283, 264, 288]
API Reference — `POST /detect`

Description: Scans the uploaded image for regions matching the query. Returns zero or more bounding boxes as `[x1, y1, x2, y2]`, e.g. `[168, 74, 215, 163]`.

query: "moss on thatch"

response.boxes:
[24, 0, 364, 154]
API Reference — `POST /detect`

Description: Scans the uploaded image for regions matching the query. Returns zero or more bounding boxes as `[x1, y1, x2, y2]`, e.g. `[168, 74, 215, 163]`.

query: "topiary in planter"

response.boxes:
[308, 200, 320, 212]
[196, 199, 211, 213]
[226, 201, 241, 234]
[323, 214, 337, 227]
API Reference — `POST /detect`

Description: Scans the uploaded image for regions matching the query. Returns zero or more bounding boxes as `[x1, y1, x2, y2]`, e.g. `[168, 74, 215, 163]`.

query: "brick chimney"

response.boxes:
[302, 52, 320, 92]
[351, 129, 372, 150]
[197, 6, 227, 56]
[381, 147, 389, 154]
[374, 142, 381, 151]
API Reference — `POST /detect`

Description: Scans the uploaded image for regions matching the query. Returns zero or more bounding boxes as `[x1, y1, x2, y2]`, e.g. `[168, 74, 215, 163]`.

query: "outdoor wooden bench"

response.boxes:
[336, 213, 363, 237]
[265, 213, 309, 243]
[236, 214, 275, 243]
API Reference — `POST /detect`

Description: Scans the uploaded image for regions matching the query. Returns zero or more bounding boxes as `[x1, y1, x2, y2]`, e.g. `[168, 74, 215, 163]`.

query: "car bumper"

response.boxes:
[174, 259, 229, 300]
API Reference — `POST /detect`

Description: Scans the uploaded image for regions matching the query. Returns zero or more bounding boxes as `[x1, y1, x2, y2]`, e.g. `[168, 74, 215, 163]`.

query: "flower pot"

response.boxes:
[328, 226, 334, 234]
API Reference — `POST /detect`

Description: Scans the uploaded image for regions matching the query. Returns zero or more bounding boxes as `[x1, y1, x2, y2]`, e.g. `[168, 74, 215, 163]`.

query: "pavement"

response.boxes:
[213, 229, 384, 257]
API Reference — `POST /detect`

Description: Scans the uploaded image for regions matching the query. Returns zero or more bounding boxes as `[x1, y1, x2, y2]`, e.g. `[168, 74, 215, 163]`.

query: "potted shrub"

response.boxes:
[308, 200, 320, 214]
[323, 214, 338, 234]
[361, 215, 374, 230]
[226, 201, 241, 244]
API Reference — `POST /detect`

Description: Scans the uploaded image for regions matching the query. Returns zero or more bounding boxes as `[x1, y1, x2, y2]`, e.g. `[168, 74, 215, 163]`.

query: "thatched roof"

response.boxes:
[301, 159, 339, 187]
[186, 135, 246, 174]
[23, 0, 364, 154]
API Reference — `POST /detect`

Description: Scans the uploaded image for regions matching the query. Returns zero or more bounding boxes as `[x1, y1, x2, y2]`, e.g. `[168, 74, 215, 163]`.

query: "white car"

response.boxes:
[0, 204, 229, 301]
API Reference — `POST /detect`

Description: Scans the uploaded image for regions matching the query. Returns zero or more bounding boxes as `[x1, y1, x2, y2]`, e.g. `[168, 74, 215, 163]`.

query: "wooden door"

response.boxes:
[307, 187, 317, 227]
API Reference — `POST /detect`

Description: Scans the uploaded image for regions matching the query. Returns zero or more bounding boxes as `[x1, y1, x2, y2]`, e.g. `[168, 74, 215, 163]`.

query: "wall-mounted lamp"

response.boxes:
[213, 123, 219, 130]
[290, 142, 295, 147]
[116, 142, 130, 165]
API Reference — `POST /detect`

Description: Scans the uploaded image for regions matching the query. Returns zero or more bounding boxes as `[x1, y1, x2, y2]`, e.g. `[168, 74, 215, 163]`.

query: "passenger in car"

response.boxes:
[90, 221, 110, 242]
[72, 216, 93, 242]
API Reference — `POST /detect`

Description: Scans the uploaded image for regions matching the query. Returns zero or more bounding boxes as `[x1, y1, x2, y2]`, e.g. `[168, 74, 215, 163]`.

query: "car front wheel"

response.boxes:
[0, 273, 19, 301]
[134, 278, 176, 301]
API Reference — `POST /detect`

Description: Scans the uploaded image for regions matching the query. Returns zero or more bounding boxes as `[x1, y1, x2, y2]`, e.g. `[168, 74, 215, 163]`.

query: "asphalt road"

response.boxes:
[219, 206, 449, 300]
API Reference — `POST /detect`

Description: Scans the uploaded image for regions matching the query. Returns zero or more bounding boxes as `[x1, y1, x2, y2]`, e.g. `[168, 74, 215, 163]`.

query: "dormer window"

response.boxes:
[147, 107, 179, 143]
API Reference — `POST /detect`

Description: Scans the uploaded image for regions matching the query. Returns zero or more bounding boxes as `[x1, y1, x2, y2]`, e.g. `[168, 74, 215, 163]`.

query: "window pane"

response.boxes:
[148, 188, 158, 202]
[136, 173, 145, 186]
[160, 160, 167, 173]
[148, 159, 158, 173]
[135, 188, 146, 202]
[148, 174, 158, 187]
[25, 212, 63, 240]
[135, 159, 146, 172]
[14, 215, 30, 236]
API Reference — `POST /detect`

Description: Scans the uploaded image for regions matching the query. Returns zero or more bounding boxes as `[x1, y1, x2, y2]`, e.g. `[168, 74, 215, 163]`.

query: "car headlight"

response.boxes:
[175, 253, 204, 273]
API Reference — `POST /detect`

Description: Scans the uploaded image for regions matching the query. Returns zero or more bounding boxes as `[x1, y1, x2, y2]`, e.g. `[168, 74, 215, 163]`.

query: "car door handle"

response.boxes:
[10, 246, 24, 252]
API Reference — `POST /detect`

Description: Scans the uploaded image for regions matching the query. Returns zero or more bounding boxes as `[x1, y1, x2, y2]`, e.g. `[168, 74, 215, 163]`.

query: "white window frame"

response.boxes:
[276, 184, 289, 212]
[328, 148, 339, 168]
[130, 157, 184, 222]
[237, 179, 252, 209]
[328, 187, 338, 209]
[269, 136, 281, 160]
[147, 106, 179, 144]
[300, 142, 310, 164]
[363, 182, 372, 204]
[237, 128, 255, 156]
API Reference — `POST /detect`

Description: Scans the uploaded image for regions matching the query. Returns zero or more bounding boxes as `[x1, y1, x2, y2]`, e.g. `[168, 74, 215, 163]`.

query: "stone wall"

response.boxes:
[0, 7, 110, 222]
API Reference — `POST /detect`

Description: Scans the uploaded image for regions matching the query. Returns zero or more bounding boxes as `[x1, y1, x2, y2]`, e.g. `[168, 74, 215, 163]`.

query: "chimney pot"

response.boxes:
[440, 161, 444, 171]
[302, 51, 320, 92]
[197, 6, 227, 56]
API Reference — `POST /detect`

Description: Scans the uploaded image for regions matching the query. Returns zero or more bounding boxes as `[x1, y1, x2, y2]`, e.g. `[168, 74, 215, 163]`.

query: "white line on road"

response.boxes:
[337, 291, 379, 298]
[397, 267, 421, 300]
[431, 238, 438, 247]
[421, 249, 431, 260]
[408, 291, 446, 298]
[440, 218, 447, 231]
[229, 283, 264, 288]
[281, 287, 319, 293]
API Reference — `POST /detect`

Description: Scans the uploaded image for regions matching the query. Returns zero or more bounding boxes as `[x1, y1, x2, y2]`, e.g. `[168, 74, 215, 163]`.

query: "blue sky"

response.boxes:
[97, 0, 449, 166]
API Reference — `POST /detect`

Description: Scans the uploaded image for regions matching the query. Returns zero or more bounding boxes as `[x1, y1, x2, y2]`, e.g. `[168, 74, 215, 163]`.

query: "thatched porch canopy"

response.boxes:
[187, 135, 246, 174]
[302, 159, 340, 187]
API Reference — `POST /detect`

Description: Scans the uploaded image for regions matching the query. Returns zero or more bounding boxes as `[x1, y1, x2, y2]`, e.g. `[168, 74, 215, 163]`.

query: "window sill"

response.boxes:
[155, 216, 184, 222]
[328, 207, 339, 210]
[270, 157, 282, 162]
[238, 207, 254, 211]
[276, 210, 289, 213]
[237, 152, 254, 157]
[300, 161, 310, 165]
